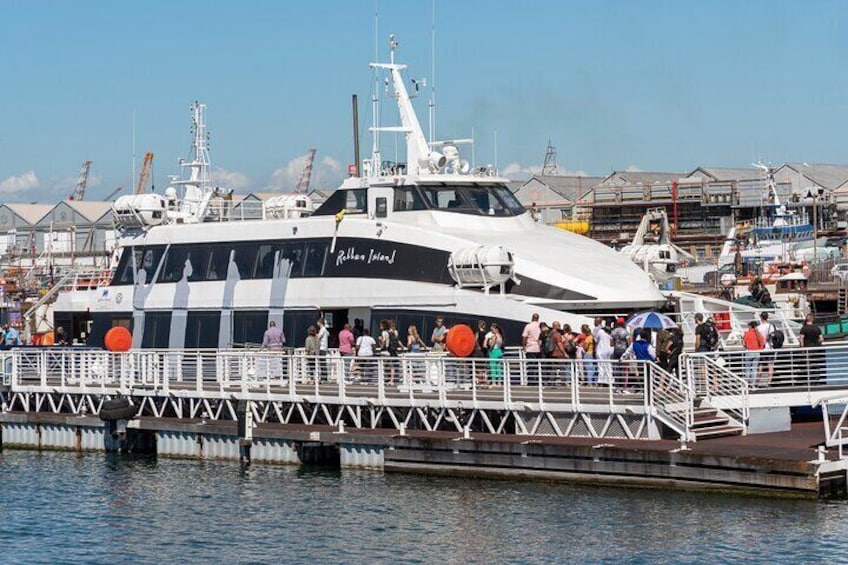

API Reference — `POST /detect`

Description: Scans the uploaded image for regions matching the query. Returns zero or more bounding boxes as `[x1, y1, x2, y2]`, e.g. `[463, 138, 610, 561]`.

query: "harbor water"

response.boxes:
[2, 450, 847, 563]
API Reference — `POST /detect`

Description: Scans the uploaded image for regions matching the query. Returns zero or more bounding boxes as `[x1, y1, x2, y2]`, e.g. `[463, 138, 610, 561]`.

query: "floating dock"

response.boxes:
[2, 347, 848, 498]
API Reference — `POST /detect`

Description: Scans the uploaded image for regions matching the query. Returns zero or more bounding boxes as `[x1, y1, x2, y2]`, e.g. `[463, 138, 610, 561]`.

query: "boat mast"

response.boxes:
[170, 101, 214, 222]
[371, 35, 445, 177]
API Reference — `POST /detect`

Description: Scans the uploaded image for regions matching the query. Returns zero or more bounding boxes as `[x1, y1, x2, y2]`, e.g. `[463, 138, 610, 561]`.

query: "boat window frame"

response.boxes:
[392, 186, 429, 212]
[416, 183, 525, 216]
[313, 189, 369, 216]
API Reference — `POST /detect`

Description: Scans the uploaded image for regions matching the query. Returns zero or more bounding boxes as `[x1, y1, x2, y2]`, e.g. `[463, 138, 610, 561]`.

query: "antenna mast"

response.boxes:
[542, 140, 558, 176]
[428, 0, 436, 144]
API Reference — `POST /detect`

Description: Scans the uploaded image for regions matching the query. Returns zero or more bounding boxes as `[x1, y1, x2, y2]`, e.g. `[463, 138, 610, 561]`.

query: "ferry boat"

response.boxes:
[53, 37, 665, 348]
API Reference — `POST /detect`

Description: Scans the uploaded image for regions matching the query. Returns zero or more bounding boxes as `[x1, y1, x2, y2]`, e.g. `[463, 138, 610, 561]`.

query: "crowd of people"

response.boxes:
[256, 309, 827, 388]
[517, 313, 685, 391]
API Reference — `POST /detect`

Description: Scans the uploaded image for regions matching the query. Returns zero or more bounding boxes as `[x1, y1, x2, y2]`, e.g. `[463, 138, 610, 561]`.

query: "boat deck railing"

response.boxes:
[4, 344, 848, 442]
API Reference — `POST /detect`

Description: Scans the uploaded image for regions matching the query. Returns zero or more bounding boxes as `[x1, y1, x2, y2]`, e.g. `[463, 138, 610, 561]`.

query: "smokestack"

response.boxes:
[352, 94, 360, 177]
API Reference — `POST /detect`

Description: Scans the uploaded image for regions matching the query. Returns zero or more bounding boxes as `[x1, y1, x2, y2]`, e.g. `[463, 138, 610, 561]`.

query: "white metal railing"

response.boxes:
[685, 353, 749, 428]
[8, 348, 667, 414]
[15, 345, 848, 442]
[644, 362, 695, 441]
[818, 395, 848, 459]
[686, 343, 848, 392]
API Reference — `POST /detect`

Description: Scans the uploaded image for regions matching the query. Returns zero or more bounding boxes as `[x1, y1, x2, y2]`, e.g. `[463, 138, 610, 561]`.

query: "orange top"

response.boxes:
[743, 328, 764, 351]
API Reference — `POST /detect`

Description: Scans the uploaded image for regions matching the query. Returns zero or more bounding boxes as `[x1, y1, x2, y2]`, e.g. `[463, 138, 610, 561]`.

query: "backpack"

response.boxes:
[543, 332, 556, 355]
[702, 320, 720, 351]
[612, 331, 628, 357]
[387, 330, 400, 355]
[563, 338, 577, 358]
[770, 328, 785, 349]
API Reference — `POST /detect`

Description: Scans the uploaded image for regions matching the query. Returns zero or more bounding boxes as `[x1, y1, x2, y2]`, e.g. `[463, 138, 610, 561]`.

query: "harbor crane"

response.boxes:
[69, 160, 92, 201]
[294, 148, 317, 194]
[135, 152, 154, 194]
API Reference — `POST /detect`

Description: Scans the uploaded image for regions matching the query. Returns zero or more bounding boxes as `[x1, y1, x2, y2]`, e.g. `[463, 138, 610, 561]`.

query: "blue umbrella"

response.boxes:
[626, 311, 678, 330]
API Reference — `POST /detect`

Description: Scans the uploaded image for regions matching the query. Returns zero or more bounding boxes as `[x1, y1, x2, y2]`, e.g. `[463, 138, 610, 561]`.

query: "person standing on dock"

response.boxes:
[338, 323, 356, 381]
[317, 317, 330, 381]
[305, 325, 320, 382]
[261, 321, 285, 351]
[743, 320, 765, 385]
[354, 328, 377, 383]
[757, 312, 776, 386]
[799, 314, 824, 385]
[694, 313, 719, 352]
[431, 316, 447, 352]
[338, 324, 355, 357]
[522, 314, 542, 385]
[579, 324, 596, 385]
[260, 321, 285, 378]
[486, 324, 505, 385]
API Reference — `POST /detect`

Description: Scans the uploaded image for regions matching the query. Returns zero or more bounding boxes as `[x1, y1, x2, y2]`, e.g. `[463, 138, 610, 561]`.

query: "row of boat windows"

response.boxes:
[89, 310, 320, 349]
[87, 309, 530, 350]
[312, 185, 526, 217]
[115, 240, 330, 285]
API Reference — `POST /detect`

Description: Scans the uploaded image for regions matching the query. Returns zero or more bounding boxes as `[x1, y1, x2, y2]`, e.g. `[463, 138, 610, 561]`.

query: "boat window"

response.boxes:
[116, 246, 163, 285]
[464, 186, 509, 216]
[393, 187, 427, 211]
[255, 244, 277, 279]
[313, 189, 368, 216]
[185, 311, 221, 348]
[492, 185, 526, 215]
[420, 187, 473, 211]
[141, 311, 171, 349]
[232, 310, 268, 347]
[233, 245, 258, 279]
[114, 248, 137, 284]
[417, 184, 524, 216]
[303, 241, 328, 276]
[207, 245, 231, 281]
[187, 247, 211, 282]
[280, 241, 304, 277]
[160, 247, 188, 283]
[141, 247, 164, 283]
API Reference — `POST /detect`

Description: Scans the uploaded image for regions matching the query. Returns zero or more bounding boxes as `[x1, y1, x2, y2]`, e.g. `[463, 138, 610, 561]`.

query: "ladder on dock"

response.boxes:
[838, 280, 847, 316]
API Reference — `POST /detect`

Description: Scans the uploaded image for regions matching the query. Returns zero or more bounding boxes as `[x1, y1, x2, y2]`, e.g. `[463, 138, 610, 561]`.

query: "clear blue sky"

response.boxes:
[0, 0, 845, 201]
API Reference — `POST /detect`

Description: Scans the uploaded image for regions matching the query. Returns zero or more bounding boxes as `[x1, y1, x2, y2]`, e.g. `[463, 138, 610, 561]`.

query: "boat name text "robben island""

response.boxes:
[336, 246, 397, 267]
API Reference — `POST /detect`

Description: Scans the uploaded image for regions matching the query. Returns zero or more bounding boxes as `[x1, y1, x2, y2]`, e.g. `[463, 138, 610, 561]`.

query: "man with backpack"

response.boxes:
[379, 319, 402, 385]
[610, 318, 629, 384]
[756, 311, 783, 386]
[694, 313, 720, 352]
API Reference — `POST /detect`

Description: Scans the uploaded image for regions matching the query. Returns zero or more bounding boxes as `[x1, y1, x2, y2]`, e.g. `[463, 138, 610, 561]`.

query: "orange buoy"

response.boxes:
[105, 326, 132, 352]
[446, 323, 476, 357]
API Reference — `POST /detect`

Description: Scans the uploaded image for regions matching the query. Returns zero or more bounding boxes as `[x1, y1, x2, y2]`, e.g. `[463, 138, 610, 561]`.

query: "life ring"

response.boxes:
[105, 326, 132, 352]
[446, 324, 476, 357]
